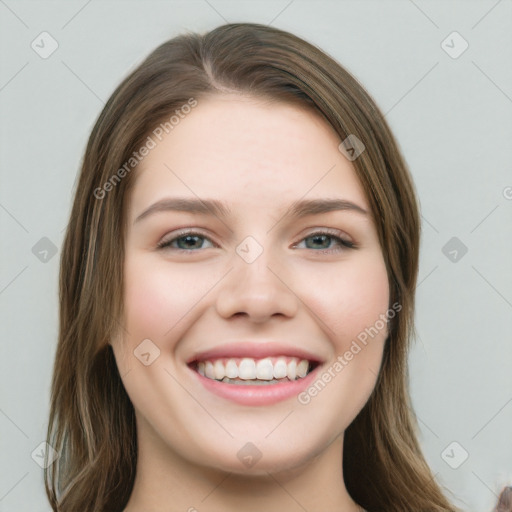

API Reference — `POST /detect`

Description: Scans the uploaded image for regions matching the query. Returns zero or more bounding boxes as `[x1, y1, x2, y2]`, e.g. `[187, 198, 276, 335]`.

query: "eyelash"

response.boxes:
[156, 228, 356, 254]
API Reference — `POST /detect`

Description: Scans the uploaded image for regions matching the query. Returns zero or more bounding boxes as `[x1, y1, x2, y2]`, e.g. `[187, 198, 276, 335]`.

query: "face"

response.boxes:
[111, 94, 390, 475]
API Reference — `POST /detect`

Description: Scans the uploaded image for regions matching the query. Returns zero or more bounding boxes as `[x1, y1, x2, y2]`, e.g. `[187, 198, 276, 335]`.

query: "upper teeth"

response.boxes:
[196, 357, 311, 381]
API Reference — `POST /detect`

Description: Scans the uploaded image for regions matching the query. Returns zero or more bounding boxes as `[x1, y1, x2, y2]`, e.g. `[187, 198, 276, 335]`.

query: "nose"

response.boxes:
[215, 245, 299, 323]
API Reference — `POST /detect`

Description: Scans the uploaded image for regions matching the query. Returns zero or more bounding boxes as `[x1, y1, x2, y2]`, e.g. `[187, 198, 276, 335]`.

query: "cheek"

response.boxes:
[122, 255, 207, 341]
[300, 255, 390, 427]
[303, 253, 390, 343]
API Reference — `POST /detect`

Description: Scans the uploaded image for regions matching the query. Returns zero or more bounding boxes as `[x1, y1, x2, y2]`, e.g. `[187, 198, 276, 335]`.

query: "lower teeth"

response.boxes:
[219, 377, 294, 385]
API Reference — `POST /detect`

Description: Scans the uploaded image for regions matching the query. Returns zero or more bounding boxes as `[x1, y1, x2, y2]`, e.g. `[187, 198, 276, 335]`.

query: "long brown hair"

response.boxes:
[45, 22, 459, 511]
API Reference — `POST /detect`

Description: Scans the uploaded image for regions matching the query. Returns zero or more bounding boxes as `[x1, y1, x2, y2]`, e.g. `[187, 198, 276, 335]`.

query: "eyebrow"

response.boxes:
[133, 197, 368, 224]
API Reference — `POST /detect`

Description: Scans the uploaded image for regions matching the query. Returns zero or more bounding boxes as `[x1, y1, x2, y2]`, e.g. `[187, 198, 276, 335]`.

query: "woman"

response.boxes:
[45, 22, 462, 511]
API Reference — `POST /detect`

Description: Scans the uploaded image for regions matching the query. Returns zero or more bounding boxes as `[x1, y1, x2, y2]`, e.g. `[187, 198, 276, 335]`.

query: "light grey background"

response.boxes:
[1, 1, 511, 511]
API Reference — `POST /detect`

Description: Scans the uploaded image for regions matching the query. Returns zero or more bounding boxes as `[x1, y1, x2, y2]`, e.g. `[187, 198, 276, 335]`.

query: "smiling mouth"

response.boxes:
[188, 356, 320, 385]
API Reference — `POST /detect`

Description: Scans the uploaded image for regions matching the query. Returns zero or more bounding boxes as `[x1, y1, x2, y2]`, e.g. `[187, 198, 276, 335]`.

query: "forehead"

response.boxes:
[126, 94, 369, 222]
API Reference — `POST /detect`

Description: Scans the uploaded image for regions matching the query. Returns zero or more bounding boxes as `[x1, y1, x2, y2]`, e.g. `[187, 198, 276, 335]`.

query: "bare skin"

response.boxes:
[112, 94, 386, 512]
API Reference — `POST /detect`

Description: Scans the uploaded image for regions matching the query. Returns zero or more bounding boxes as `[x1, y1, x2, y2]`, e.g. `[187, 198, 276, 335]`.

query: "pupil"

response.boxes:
[179, 235, 201, 249]
[309, 235, 329, 249]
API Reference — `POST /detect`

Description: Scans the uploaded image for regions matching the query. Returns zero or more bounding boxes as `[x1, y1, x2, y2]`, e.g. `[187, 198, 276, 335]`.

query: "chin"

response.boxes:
[185, 434, 327, 477]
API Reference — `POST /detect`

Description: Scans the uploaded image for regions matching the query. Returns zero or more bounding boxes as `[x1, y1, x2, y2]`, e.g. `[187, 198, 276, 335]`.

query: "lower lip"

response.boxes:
[190, 364, 322, 406]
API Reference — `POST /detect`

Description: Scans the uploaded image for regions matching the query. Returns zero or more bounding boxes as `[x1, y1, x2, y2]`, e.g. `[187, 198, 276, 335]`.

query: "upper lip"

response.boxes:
[186, 341, 325, 364]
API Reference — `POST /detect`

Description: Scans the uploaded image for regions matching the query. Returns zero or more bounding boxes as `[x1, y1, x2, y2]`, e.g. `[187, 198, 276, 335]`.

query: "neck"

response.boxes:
[124, 417, 362, 512]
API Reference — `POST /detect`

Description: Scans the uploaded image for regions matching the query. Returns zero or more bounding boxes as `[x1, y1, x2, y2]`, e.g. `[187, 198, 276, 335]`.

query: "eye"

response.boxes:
[293, 229, 356, 254]
[157, 228, 355, 254]
[156, 230, 216, 252]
